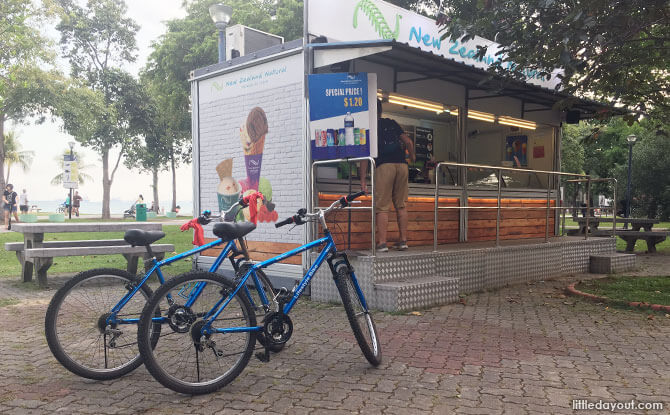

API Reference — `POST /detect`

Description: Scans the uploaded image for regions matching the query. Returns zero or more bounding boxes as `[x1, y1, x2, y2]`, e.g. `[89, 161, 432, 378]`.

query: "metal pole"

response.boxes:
[217, 29, 225, 63]
[68, 146, 73, 220]
[434, 164, 441, 251]
[625, 142, 633, 229]
[495, 169, 502, 246]
[370, 158, 376, 256]
[612, 178, 617, 238]
[545, 173, 551, 242]
[585, 178, 591, 240]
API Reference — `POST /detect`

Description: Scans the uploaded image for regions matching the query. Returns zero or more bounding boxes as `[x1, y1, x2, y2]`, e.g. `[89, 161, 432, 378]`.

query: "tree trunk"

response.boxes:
[5, 164, 11, 185]
[170, 150, 177, 212]
[0, 114, 5, 222]
[152, 167, 159, 213]
[101, 150, 111, 219]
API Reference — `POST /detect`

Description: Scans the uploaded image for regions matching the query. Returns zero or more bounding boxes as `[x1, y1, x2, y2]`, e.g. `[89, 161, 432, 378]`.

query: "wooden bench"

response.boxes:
[6, 222, 172, 287]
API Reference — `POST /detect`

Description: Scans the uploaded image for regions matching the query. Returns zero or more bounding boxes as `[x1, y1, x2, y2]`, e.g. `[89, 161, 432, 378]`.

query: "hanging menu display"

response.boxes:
[415, 126, 434, 166]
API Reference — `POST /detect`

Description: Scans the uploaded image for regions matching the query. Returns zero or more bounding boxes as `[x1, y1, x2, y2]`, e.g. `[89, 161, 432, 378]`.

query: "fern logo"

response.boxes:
[353, 0, 401, 40]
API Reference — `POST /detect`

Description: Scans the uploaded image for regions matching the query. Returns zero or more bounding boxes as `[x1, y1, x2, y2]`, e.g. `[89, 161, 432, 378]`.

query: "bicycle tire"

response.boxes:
[137, 271, 256, 395]
[238, 266, 285, 353]
[333, 265, 382, 366]
[45, 268, 160, 380]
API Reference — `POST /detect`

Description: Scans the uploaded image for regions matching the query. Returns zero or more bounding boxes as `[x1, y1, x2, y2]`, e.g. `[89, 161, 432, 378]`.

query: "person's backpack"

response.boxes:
[377, 118, 404, 159]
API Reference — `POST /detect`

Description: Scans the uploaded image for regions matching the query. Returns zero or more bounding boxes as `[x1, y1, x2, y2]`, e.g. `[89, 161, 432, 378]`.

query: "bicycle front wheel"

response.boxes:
[137, 271, 256, 395]
[333, 265, 382, 366]
[45, 268, 158, 380]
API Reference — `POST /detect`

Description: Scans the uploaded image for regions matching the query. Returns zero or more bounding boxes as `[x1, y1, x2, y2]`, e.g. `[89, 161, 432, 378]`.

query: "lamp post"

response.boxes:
[209, 4, 232, 63]
[68, 141, 75, 220]
[624, 134, 637, 228]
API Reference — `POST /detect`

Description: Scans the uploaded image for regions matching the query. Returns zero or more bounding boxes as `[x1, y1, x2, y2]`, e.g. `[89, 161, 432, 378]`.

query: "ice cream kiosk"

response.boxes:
[190, 0, 622, 311]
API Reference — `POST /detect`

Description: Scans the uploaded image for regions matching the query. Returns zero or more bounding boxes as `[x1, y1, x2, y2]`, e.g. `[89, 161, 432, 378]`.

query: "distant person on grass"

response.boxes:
[72, 191, 83, 217]
[19, 189, 29, 214]
[3, 184, 20, 229]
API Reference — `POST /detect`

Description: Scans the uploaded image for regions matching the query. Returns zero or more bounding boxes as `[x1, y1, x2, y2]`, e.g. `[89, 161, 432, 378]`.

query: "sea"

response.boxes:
[30, 199, 193, 216]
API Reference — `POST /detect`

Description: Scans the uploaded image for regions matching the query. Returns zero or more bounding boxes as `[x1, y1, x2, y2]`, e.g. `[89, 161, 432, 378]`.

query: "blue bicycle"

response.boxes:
[136, 191, 381, 395]
[44, 199, 277, 380]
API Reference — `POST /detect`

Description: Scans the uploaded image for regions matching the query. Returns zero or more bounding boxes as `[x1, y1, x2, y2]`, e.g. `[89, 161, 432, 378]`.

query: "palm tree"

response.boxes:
[51, 150, 94, 186]
[4, 132, 35, 184]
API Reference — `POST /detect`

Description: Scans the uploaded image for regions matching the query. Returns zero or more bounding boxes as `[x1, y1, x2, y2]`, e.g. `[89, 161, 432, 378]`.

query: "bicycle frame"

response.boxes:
[201, 230, 369, 336]
[108, 238, 240, 326]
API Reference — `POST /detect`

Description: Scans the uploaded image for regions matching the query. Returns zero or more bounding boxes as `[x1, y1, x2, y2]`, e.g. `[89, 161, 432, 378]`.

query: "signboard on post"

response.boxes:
[63, 153, 78, 189]
[308, 72, 378, 160]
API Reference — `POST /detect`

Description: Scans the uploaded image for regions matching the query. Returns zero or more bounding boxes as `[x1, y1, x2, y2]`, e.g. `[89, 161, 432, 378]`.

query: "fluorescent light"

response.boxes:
[446, 108, 458, 116]
[388, 98, 443, 114]
[498, 116, 537, 130]
[467, 109, 495, 123]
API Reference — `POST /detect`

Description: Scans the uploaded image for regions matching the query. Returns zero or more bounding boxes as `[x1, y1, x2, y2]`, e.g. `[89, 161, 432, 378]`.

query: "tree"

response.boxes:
[50, 150, 94, 186]
[1, 1, 61, 215]
[3, 132, 35, 184]
[122, 80, 169, 213]
[628, 129, 670, 220]
[55, 0, 141, 218]
[437, 0, 670, 122]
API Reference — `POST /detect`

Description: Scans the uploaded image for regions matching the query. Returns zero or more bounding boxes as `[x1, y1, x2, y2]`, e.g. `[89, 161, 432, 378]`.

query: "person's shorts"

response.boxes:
[19, 205, 28, 213]
[3, 205, 17, 212]
[374, 163, 409, 212]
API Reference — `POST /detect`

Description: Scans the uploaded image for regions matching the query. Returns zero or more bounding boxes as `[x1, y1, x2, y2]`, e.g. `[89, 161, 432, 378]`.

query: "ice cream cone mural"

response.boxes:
[240, 107, 268, 191]
[213, 106, 278, 224]
[216, 159, 241, 213]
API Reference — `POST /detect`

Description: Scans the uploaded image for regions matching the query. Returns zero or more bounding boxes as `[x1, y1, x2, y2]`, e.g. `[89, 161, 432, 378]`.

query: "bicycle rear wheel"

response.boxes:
[333, 264, 382, 366]
[45, 268, 160, 380]
[137, 271, 256, 395]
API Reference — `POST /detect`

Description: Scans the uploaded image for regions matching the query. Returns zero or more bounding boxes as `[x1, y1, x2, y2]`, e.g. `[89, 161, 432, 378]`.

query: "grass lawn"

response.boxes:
[577, 276, 670, 305]
[0, 225, 196, 279]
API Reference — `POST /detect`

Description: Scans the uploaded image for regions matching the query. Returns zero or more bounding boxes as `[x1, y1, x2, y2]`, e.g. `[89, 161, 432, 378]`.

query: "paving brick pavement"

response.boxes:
[0, 261, 669, 415]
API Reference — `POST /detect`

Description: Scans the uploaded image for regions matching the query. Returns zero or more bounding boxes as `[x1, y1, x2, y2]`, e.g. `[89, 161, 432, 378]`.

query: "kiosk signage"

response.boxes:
[307, 0, 562, 90]
[308, 72, 378, 160]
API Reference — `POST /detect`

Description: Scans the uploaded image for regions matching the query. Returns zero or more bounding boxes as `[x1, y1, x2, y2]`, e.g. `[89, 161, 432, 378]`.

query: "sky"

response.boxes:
[7, 0, 192, 208]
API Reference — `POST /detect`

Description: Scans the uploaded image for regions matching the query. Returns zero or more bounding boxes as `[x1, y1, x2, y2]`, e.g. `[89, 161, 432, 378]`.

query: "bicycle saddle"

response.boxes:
[124, 229, 166, 246]
[213, 222, 256, 241]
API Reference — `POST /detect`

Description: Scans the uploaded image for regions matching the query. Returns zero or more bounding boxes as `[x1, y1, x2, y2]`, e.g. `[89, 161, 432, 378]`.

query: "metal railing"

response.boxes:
[433, 162, 616, 250]
[311, 159, 617, 256]
[311, 157, 377, 255]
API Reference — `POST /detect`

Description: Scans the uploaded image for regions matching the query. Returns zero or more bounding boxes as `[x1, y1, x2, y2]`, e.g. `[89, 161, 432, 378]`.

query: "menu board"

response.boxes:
[415, 126, 434, 167]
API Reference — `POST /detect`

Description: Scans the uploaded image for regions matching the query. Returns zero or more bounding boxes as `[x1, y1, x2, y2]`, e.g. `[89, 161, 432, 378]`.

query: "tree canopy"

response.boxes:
[436, 0, 670, 122]
[0, 0, 62, 201]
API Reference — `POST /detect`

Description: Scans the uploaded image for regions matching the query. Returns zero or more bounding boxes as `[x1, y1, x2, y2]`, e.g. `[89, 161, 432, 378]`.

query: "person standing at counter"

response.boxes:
[360, 100, 416, 252]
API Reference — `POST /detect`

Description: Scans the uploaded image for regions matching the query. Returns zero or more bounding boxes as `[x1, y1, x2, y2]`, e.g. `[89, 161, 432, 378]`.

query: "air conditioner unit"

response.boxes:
[225, 24, 284, 60]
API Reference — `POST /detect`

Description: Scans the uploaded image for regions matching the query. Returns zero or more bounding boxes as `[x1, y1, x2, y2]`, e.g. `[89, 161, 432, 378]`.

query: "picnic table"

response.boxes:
[6, 222, 174, 287]
[572, 217, 659, 234]
[569, 217, 669, 253]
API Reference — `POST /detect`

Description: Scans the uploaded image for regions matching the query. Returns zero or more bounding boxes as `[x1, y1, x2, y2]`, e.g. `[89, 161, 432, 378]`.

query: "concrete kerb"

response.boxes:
[566, 281, 670, 312]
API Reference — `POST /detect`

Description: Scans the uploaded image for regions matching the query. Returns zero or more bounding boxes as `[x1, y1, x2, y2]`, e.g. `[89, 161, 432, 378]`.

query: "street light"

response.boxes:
[625, 134, 637, 226]
[68, 141, 75, 220]
[209, 4, 232, 63]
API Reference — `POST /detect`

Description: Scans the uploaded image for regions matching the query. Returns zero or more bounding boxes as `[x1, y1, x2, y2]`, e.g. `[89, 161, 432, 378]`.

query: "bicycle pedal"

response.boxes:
[255, 351, 270, 363]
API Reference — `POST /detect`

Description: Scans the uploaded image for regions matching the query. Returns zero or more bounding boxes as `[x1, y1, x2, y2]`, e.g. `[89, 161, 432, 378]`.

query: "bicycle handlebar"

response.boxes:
[275, 191, 365, 228]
